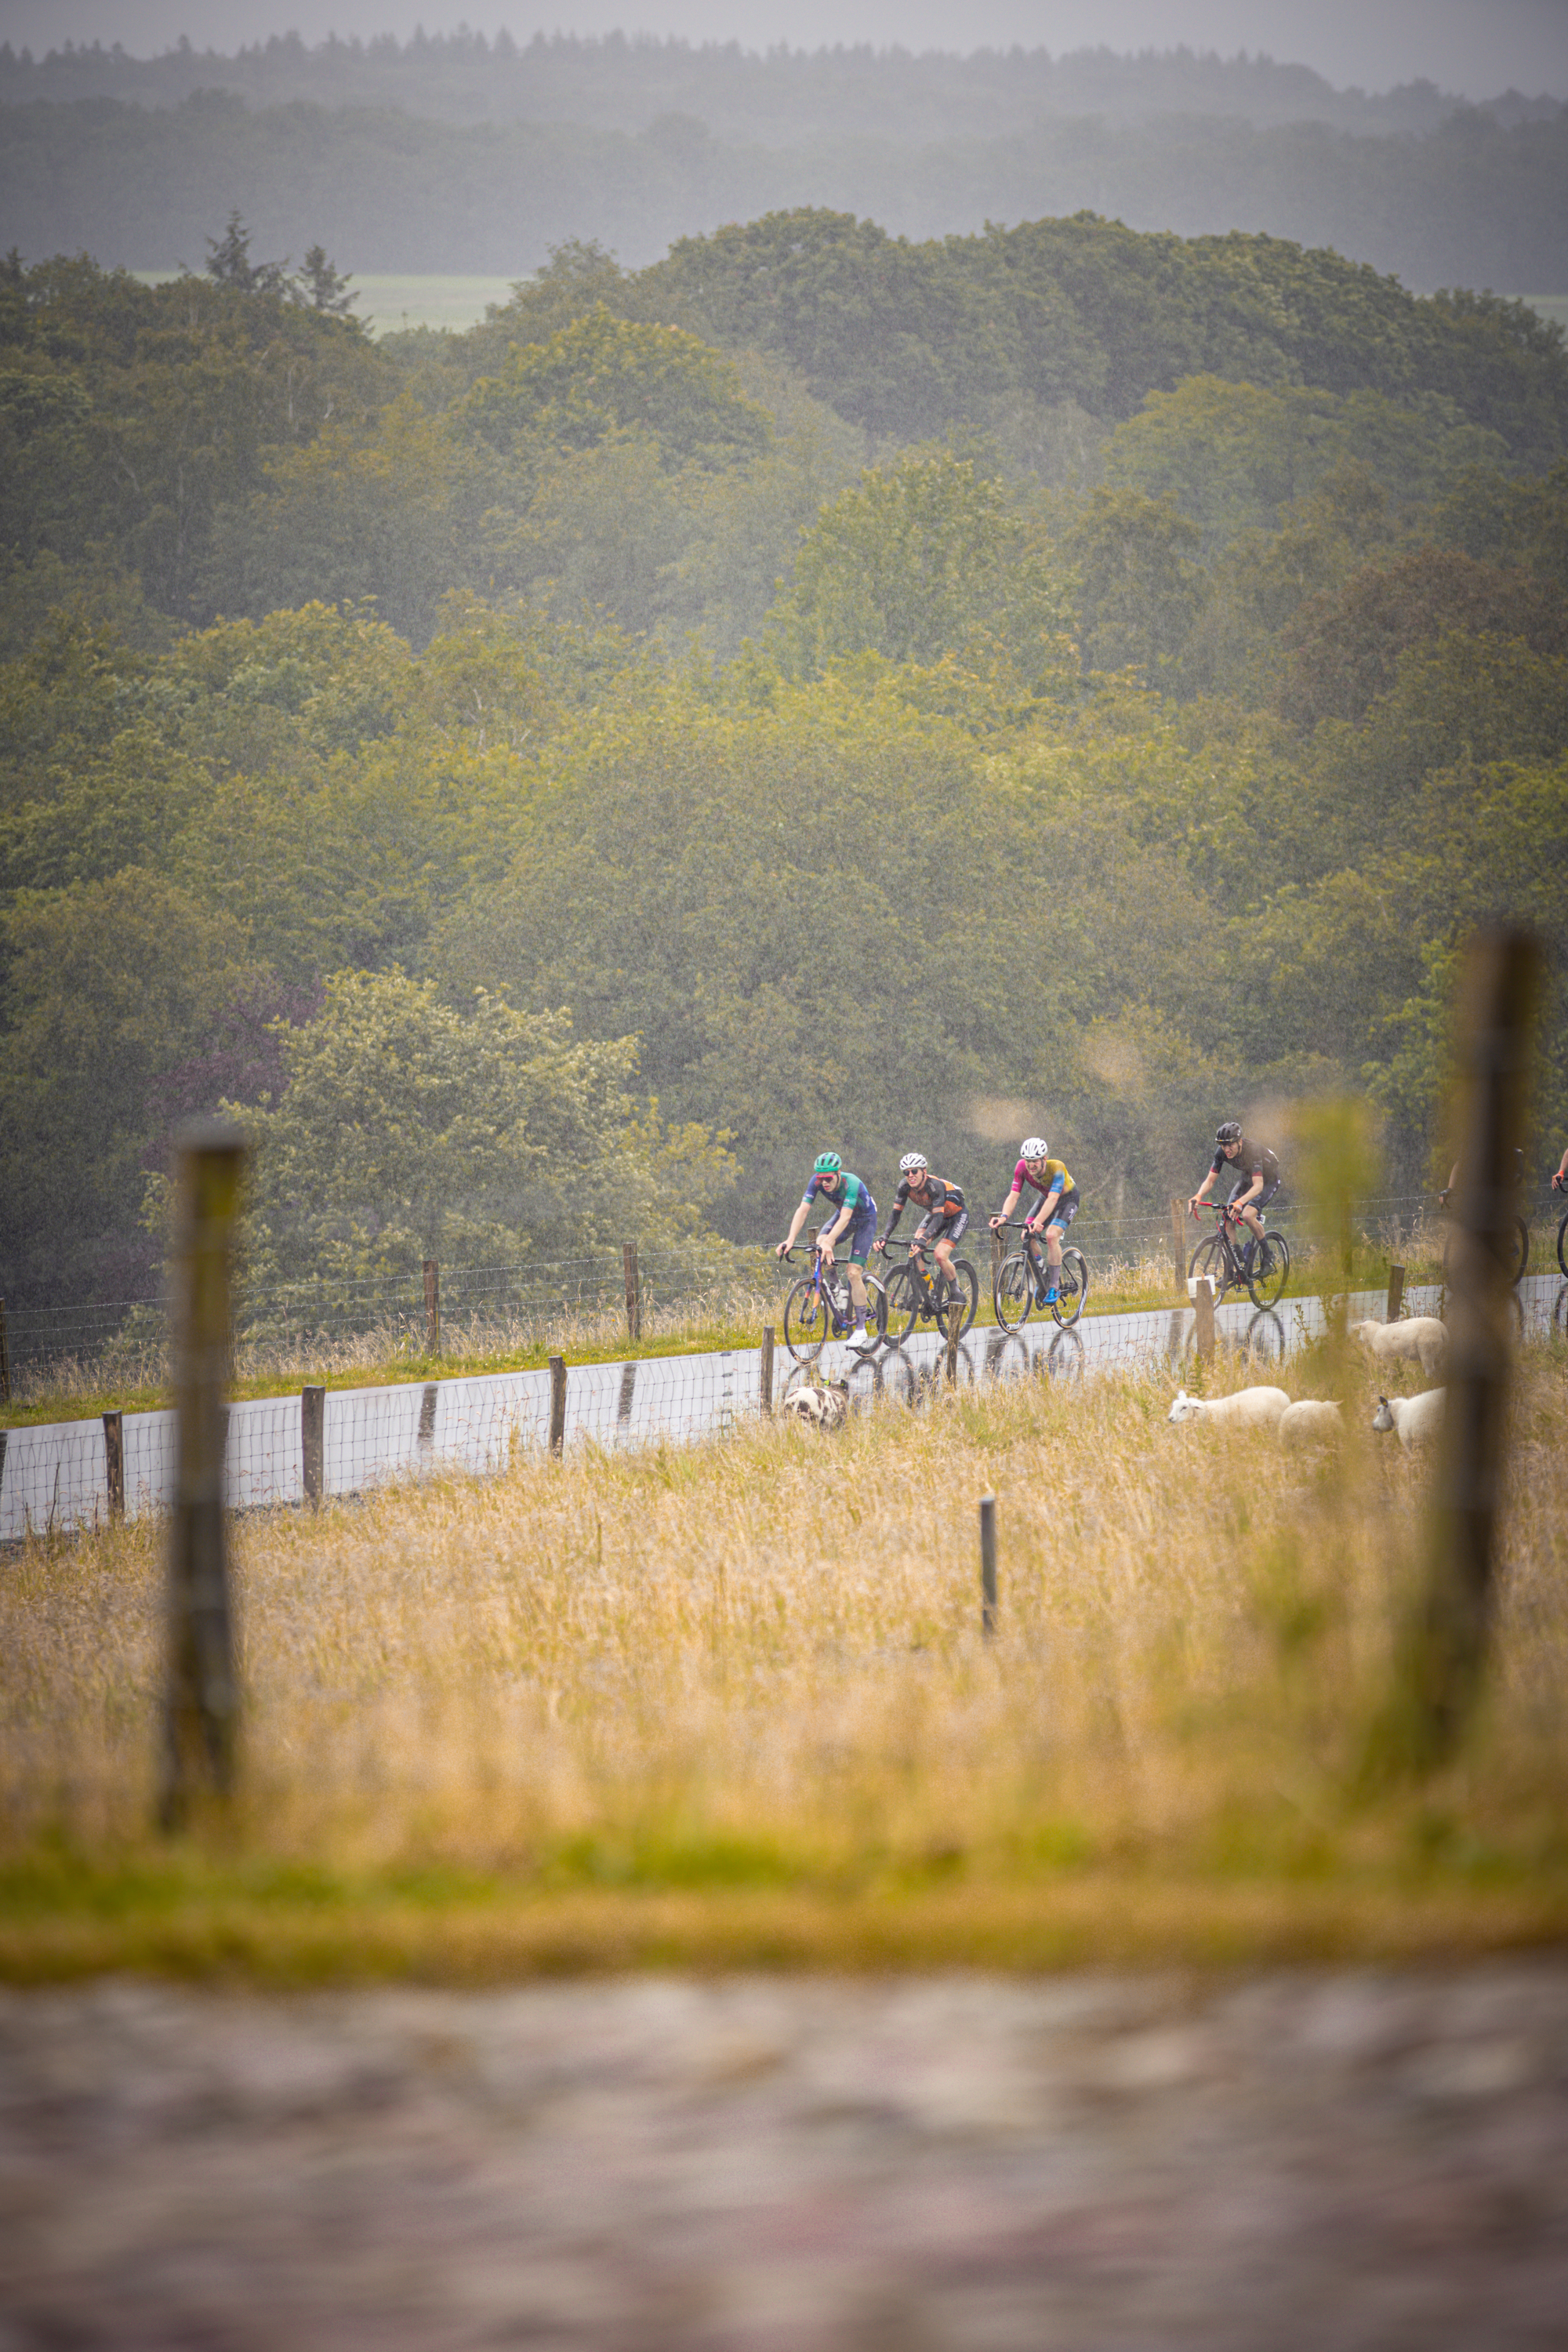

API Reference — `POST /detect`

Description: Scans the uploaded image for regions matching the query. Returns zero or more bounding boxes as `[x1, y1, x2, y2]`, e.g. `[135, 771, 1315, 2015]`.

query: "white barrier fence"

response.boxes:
[4, 1276, 1564, 1542]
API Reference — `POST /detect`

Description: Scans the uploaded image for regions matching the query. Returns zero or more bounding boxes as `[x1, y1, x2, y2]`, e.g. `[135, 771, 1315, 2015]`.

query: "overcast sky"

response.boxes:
[2, 0, 1565, 96]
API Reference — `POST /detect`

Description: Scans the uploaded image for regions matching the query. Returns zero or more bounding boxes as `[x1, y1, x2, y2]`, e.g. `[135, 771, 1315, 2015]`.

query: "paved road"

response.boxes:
[2, 1965, 1566, 2347]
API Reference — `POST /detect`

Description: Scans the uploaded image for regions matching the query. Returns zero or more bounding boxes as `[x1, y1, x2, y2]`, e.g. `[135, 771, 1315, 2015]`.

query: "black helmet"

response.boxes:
[1215, 1120, 1242, 1145]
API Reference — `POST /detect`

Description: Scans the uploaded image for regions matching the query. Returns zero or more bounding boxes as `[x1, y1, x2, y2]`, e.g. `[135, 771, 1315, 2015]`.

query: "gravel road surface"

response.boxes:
[2, 1965, 1566, 2347]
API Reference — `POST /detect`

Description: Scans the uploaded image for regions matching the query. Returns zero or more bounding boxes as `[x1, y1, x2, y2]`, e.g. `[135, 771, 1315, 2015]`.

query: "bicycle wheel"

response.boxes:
[1188, 1234, 1230, 1299]
[944, 1259, 979, 1338]
[1512, 1218, 1529, 1284]
[1249, 1232, 1290, 1310]
[994, 1249, 1035, 1333]
[1051, 1247, 1088, 1328]
[880, 1262, 922, 1347]
[1558, 1208, 1568, 1280]
[782, 1275, 829, 1363]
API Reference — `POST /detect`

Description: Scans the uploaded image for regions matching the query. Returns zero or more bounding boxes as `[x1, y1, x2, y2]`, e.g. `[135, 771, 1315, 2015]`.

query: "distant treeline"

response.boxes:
[2, 85, 1566, 289]
[5, 33, 1552, 143]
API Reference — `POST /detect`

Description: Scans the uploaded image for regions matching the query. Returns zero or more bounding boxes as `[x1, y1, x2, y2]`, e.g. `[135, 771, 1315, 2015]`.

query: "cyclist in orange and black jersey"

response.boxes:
[876, 1152, 968, 1304]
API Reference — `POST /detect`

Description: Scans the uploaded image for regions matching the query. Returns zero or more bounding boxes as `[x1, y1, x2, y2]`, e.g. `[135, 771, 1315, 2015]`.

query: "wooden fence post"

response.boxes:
[423, 1259, 440, 1357]
[103, 1410, 125, 1524]
[989, 1225, 1004, 1289]
[159, 1121, 245, 1829]
[979, 1491, 997, 1639]
[759, 1324, 775, 1414]
[623, 1243, 641, 1342]
[1194, 1275, 1216, 1363]
[1171, 1198, 1188, 1300]
[945, 1300, 961, 1385]
[1385, 1263, 1406, 1324]
[301, 1385, 325, 1508]
[1403, 928, 1540, 1769]
[548, 1353, 567, 1456]
[0, 1296, 9, 1401]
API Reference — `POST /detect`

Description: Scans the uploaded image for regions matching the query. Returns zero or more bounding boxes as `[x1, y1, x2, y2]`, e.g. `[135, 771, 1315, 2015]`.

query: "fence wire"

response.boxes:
[5, 1273, 1565, 1544]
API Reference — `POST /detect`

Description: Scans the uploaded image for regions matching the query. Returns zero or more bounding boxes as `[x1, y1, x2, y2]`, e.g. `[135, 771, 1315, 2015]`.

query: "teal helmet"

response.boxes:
[813, 1151, 843, 1174]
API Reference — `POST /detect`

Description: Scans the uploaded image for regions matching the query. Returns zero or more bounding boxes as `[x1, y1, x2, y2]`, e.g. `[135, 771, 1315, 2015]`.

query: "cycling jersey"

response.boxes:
[1014, 1156, 1073, 1199]
[800, 1170, 877, 1227]
[884, 1174, 965, 1239]
[1211, 1138, 1280, 1185]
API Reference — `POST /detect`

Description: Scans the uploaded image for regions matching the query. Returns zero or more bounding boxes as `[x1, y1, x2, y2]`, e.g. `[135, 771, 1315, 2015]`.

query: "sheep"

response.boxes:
[1167, 1385, 1290, 1428]
[1277, 1398, 1343, 1446]
[1371, 1388, 1446, 1450]
[1349, 1316, 1448, 1381]
[782, 1378, 849, 1429]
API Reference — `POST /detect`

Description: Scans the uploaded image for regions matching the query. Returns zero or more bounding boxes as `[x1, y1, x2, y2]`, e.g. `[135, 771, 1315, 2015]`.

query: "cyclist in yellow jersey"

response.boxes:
[990, 1138, 1080, 1307]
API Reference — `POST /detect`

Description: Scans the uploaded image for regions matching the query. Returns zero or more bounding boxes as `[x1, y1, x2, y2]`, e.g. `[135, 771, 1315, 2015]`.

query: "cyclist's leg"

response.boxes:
[844, 1218, 873, 1326]
[932, 1207, 966, 1298]
[1043, 1190, 1079, 1291]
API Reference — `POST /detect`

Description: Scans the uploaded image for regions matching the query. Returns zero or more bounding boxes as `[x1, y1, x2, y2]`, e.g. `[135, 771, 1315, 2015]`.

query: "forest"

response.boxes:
[1, 51, 1564, 287]
[2, 211, 1566, 1312]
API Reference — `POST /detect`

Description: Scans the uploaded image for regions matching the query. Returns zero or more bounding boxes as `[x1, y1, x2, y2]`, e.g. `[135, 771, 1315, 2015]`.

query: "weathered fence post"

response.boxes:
[0, 1296, 9, 1401]
[103, 1410, 125, 1524]
[989, 1225, 1004, 1288]
[759, 1323, 775, 1415]
[979, 1491, 997, 1640]
[1403, 928, 1540, 1768]
[548, 1353, 567, 1457]
[423, 1259, 440, 1357]
[301, 1385, 325, 1507]
[623, 1243, 641, 1342]
[945, 1299, 961, 1385]
[159, 1121, 245, 1830]
[1385, 1262, 1406, 1324]
[1171, 1198, 1188, 1300]
[1194, 1274, 1216, 1364]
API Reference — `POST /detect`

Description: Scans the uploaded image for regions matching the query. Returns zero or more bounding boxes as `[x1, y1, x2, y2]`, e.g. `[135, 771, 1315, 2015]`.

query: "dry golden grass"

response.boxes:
[3, 1341, 1566, 1977]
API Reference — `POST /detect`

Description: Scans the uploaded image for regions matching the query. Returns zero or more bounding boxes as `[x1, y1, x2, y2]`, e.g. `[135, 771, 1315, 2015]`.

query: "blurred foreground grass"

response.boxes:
[4, 1342, 1566, 1980]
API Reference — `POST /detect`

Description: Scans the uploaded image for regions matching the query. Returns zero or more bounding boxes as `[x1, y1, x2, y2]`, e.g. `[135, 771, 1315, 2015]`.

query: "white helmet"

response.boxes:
[1022, 1137, 1049, 1160]
[898, 1150, 928, 1174]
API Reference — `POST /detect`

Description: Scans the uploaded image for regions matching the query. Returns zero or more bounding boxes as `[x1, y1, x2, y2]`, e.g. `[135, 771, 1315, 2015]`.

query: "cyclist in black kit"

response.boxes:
[1189, 1121, 1282, 1272]
[875, 1152, 968, 1305]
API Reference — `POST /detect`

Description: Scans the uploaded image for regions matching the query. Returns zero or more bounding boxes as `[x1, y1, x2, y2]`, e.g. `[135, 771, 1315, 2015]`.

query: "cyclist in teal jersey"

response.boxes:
[777, 1152, 880, 1352]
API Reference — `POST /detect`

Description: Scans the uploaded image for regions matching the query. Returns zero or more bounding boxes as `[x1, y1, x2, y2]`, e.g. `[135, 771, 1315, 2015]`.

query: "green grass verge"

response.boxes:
[3, 1840, 1565, 1984]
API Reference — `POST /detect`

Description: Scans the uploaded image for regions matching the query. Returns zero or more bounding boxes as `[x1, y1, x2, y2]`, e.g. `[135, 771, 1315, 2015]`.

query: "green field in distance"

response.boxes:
[131, 270, 521, 335]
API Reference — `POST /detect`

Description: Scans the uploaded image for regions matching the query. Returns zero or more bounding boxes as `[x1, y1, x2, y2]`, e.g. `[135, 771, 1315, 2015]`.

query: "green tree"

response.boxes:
[1060, 487, 1209, 676]
[234, 968, 735, 1283]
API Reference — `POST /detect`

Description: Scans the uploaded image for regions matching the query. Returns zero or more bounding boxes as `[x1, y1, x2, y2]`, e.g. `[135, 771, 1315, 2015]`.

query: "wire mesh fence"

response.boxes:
[5, 1271, 1565, 1544]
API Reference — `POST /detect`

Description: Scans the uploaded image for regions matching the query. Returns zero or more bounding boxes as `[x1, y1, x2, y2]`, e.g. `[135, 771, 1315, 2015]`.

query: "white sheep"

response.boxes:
[1167, 1385, 1290, 1428]
[1349, 1316, 1448, 1381]
[1371, 1388, 1446, 1449]
[1277, 1399, 1343, 1446]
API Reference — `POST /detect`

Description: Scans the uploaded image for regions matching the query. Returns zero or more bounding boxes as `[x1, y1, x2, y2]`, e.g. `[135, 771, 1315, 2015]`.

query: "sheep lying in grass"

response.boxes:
[1371, 1388, 1446, 1450]
[1167, 1385, 1290, 1428]
[1349, 1316, 1448, 1380]
[1277, 1398, 1342, 1446]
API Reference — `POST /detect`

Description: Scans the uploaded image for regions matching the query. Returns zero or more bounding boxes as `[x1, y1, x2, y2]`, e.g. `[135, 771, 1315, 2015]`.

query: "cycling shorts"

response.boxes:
[1028, 1185, 1079, 1233]
[1230, 1178, 1280, 1216]
[916, 1206, 969, 1247]
[836, 1209, 877, 1266]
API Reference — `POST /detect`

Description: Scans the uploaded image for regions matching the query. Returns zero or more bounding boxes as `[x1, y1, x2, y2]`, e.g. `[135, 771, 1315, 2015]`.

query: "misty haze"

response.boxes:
[2, 12, 1568, 2347]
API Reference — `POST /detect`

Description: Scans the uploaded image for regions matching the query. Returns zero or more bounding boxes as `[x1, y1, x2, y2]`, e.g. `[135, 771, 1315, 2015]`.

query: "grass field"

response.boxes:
[4, 1334, 1566, 1982]
[129, 270, 520, 335]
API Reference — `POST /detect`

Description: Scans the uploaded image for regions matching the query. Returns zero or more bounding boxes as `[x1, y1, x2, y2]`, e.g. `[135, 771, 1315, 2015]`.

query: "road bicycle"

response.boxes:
[1187, 1203, 1290, 1311]
[873, 1234, 978, 1348]
[991, 1218, 1088, 1332]
[779, 1236, 884, 1363]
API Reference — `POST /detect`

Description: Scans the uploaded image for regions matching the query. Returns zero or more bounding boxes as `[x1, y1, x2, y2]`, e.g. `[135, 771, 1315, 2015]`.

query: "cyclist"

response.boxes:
[1440, 1145, 1524, 1203]
[1189, 1122, 1281, 1270]
[1555, 1148, 1568, 1195]
[875, 1152, 968, 1307]
[989, 1138, 1079, 1308]
[776, 1152, 879, 1352]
